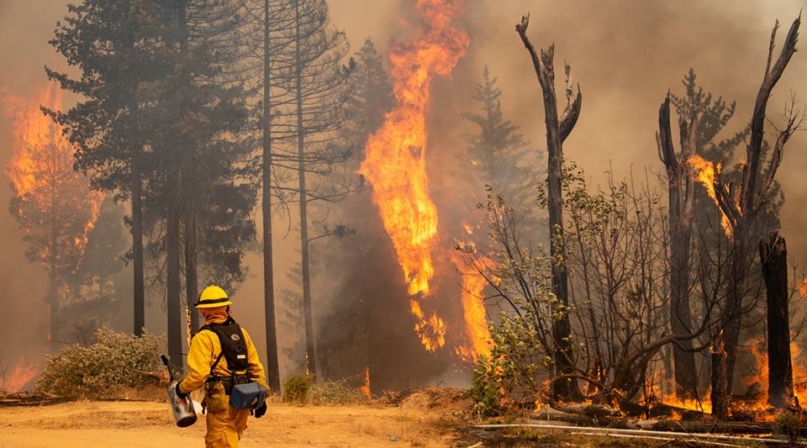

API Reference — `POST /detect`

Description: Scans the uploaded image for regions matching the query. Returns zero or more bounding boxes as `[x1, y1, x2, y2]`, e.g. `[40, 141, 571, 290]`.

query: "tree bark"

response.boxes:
[262, 0, 281, 393]
[759, 232, 796, 408]
[166, 0, 188, 372]
[185, 204, 199, 335]
[709, 16, 800, 420]
[710, 325, 729, 420]
[516, 14, 582, 401]
[295, 0, 318, 379]
[130, 98, 145, 337]
[166, 205, 183, 371]
[657, 95, 699, 399]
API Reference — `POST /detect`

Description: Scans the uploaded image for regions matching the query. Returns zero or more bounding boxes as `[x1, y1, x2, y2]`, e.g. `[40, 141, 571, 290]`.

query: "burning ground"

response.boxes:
[2, 0, 807, 434]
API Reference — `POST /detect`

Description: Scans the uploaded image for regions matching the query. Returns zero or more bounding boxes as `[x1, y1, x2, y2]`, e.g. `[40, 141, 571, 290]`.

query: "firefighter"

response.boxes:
[176, 285, 270, 448]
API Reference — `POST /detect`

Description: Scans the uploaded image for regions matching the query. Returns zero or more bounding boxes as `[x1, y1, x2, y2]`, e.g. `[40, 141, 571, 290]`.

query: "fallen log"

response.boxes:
[553, 403, 621, 419]
[647, 419, 774, 435]
[531, 405, 593, 425]
[0, 391, 69, 407]
[474, 423, 801, 446]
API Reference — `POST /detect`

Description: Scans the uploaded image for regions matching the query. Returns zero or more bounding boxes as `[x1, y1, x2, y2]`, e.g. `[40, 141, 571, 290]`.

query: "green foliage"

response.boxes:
[470, 354, 502, 416]
[775, 412, 801, 444]
[309, 378, 370, 405]
[282, 373, 313, 405]
[36, 327, 164, 399]
[470, 313, 551, 415]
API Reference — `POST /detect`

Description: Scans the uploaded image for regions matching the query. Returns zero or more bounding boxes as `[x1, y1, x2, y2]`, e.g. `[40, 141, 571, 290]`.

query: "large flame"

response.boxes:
[5, 82, 103, 270]
[359, 0, 469, 351]
[452, 249, 493, 362]
[687, 155, 734, 238]
[0, 357, 39, 393]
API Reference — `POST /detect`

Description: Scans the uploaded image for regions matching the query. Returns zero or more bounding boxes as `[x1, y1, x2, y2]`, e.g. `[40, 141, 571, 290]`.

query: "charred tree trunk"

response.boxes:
[516, 14, 582, 401]
[710, 326, 729, 420]
[722, 225, 752, 405]
[262, 0, 281, 393]
[759, 232, 796, 409]
[657, 95, 699, 399]
[709, 16, 800, 420]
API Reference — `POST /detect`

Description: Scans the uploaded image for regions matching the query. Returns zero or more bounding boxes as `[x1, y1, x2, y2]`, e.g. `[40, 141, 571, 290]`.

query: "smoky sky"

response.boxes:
[1, 0, 806, 378]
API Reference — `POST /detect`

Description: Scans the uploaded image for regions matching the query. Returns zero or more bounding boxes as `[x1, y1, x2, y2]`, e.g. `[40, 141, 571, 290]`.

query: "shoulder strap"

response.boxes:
[200, 318, 249, 376]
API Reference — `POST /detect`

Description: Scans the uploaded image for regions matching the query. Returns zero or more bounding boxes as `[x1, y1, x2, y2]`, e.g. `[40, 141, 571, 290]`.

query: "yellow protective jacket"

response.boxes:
[178, 313, 270, 395]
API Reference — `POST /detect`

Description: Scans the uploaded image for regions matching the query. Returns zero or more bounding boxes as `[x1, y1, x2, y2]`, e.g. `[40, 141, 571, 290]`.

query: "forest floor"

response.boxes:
[0, 387, 774, 448]
[0, 387, 476, 448]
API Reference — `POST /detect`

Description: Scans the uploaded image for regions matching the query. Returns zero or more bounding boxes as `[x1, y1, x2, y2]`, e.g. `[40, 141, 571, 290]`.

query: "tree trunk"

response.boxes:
[130, 101, 145, 337]
[708, 16, 800, 421]
[721, 229, 751, 409]
[759, 232, 796, 408]
[295, 0, 317, 379]
[657, 95, 698, 399]
[261, 0, 281, 393]
[166, 205, 183, 371]
[710, 326, 729, 420]
[166, 0, 188, 372]
[185, 204, 199, 335]
[516, 16, 582, 401]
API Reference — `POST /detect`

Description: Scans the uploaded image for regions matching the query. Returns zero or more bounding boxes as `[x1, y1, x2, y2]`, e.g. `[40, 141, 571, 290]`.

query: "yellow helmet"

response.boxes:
[195, 285, 233, 308]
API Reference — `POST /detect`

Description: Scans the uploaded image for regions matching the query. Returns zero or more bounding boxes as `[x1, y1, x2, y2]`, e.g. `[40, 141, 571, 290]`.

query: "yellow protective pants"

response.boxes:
[204, 406, 250, 448]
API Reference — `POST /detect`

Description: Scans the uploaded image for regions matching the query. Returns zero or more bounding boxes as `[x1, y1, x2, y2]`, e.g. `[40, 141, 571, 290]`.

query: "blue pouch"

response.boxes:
[229, 382, 267, 410]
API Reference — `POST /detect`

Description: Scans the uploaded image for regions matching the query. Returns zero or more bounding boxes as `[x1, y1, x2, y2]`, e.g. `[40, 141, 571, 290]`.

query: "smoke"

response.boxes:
[1, 0, 806, 390]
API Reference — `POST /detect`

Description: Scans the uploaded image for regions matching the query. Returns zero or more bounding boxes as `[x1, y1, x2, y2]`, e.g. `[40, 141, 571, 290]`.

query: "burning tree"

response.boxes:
[656, 70, 749, 401]
[699, 16, 801, 420]
[5, 83, 104, 341]
[359, 0, 469, 353]
[515, 12, 583, 402]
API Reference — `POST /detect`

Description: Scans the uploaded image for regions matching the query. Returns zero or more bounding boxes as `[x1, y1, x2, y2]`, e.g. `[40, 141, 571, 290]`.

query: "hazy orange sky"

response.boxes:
[1, 0, 806, 375]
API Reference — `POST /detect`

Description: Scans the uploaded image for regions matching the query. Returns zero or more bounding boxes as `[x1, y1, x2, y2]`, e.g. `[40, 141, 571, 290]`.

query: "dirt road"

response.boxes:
[0, 391, 467, 448]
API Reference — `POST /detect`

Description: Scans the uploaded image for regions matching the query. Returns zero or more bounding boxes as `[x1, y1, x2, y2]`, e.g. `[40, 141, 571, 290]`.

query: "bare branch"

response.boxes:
[743, 15, 800, 214]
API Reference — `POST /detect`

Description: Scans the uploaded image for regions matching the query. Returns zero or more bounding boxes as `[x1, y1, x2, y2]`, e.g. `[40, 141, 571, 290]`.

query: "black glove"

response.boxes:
[254, 401, 267, 419]
[175, 382, 188, 399]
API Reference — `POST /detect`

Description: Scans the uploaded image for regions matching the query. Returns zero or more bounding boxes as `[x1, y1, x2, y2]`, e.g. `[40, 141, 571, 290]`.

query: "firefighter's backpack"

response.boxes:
[201, 318, 267, 410]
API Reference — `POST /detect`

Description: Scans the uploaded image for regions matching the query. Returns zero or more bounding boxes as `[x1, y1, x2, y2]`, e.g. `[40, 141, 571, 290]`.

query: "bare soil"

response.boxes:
[0, 387, 474, 448]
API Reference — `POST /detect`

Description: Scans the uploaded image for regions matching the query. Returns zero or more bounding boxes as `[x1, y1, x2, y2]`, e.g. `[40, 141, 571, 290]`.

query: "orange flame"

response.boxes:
[452, 250, 493, 362]
[687, 155, 734, 238]
[798, 278, 807, 299]
[359, 366, 371, 398]
[359, 0, 468, 351]
[0, 357, 39, 393]
[4, 82, 103, 268]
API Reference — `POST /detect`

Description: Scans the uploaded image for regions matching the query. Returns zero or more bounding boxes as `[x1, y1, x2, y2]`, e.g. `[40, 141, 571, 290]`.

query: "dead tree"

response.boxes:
[759, 232, 797, 409]
[708, 15, 801, 419]
[657, 94, 700, 400]
[516, 12, 582, 401]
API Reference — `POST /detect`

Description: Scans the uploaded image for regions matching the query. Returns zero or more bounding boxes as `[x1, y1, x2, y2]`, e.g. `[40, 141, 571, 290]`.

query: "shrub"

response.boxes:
[36, 327, 165, 399]
[775, 412, 802, 444]
[309, 377, 370, 405]
[470, 313, 549, 416]
[283, 373, 313, 404]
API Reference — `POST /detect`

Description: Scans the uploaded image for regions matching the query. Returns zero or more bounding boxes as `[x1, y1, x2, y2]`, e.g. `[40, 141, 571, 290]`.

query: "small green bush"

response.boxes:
[775, 412, 802, 444]
[36, 327, 165, 399]
[309, 377, 370, 405]
[283, 373, 313, 404]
